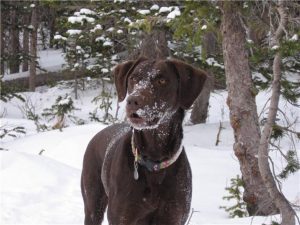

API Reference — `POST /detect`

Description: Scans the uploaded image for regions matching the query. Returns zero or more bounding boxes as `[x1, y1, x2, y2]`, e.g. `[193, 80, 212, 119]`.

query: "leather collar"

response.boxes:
[131, 129, 183, 173]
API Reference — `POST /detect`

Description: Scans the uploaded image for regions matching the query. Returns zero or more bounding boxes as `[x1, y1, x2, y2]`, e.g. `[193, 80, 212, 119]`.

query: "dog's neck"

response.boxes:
[133, 108, 184, 162]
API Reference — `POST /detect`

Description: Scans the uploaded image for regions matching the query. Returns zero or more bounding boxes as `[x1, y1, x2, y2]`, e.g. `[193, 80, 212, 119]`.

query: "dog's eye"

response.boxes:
[157, 78, 167, 85]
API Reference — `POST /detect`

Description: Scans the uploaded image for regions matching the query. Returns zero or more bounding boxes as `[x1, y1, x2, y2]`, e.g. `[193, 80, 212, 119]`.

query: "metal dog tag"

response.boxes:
[134, 162, 139, 180]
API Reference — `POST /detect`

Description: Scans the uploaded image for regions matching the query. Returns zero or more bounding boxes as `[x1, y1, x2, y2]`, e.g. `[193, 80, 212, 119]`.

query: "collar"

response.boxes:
[131, 129, 183, 173]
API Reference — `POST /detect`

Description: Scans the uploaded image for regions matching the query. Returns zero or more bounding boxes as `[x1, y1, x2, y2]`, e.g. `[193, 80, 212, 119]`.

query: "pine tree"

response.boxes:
[220, 175, 248, 218]
[42, 94, 78, 129]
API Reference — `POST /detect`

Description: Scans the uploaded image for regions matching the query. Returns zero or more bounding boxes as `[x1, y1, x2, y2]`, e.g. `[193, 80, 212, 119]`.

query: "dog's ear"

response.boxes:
[167, 59, 207, 109]
[113, 57, 147, 102]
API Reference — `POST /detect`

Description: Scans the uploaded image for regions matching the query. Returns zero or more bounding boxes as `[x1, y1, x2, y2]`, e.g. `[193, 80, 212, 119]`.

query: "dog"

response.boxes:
[81, 57, 207, 225]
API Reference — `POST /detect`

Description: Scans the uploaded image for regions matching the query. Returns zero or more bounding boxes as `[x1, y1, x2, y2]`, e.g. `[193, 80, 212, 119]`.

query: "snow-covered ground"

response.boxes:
[1, 51, 299, 224]
[2, 49, 65, 81]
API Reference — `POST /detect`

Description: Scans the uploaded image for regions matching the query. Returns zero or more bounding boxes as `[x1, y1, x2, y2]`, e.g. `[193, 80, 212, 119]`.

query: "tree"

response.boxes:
[190, 32, 217, 124]
[258, 1, 296, 224]
[221, 1, 278, 215]
[129, 28, 170, 60]
[9, 2, 20, 74]
[171, 2, 225, 124]
[1, 1, 36, 75]
[0, 2, 5, 75]
[29, 1, 38, 91]
[190, 72, 213, 124]
[22, 9, 30, 72]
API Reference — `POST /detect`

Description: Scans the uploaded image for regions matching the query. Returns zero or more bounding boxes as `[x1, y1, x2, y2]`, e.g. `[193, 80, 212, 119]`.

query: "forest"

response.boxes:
[1, 1, 300, 225]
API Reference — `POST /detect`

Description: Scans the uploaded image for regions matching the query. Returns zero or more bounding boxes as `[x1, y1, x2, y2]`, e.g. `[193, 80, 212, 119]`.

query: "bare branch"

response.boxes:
[258, 98, 271, 119]
[269, 141, 288, 161]
[268, 156, 282, 191]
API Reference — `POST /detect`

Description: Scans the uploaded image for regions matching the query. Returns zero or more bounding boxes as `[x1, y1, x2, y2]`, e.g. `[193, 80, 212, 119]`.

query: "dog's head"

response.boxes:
[114, 57, 207, 129]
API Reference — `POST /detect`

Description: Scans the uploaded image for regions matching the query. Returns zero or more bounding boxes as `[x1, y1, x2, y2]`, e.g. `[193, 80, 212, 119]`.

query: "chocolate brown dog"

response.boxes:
[81, 57, 207, 225]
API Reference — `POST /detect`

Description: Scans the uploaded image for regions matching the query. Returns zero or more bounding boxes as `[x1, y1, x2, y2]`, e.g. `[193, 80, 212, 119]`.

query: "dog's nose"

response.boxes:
[127, 95, 140, 107]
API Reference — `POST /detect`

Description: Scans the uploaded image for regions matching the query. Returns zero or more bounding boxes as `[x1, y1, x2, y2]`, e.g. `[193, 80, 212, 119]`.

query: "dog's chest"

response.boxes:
[132, 170, 168, 209]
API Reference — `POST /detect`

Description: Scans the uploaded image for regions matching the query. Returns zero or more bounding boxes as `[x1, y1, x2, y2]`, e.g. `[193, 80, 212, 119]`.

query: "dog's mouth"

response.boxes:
[128, 113, 145, 124]
[127, 112, 160, 128]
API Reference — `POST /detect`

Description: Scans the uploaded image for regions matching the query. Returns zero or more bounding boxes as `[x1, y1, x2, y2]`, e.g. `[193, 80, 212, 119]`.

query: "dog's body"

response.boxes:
[81, 58, 207, 225]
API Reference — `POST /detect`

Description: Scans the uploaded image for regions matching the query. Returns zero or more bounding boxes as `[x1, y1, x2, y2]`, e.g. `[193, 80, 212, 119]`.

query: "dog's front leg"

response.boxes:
[107, 201, 154, 225]
[154, 203, 191, 225]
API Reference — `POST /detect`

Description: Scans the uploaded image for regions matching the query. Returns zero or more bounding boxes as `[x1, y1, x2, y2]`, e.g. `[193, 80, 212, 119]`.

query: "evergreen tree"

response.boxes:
[220, 175, 248, 218]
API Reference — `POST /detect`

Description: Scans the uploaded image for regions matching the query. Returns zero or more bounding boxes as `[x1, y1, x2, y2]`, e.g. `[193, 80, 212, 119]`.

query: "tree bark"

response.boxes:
[48, 8, 56, 49]
[258, 1, 295, 224]
[221, 2, 278, 215]
[29, 3, 37, 91]
[190, 73, 213, 124]
[9, 5, 20, 74]
[128, 29, 170, 60]
[0, 7, 5, 75]
[190, 32, 218, 124]
[22, 13, 30, 72]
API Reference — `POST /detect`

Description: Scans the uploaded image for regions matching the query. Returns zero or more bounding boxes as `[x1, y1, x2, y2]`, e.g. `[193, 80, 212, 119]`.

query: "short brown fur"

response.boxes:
[81, 58, 207, 225]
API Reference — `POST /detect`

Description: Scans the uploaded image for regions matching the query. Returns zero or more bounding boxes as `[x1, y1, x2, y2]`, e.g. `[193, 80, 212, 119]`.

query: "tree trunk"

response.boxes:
[22, 14, 30, 72]
[29, 3, 37, 91]
[40, 21, 47, 50]
[0, 8, 5, 75]
[140, 29, 170, 59]
[9, 6, 20, 74]
[258, 1, 295, 224]
[202, 32, 219, 58]
[221, 2, 278, 216]
[190, 73, 214, 124]
[190, 32, 218, 124]
[49, 8, 56, 49]
[129, 29, 170, 60]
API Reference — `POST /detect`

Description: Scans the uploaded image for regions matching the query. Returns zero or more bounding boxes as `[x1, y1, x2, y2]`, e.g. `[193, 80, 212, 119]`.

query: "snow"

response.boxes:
[90, 24, 103, 32]
[1, 50, 299, 224]
[106, 27, 115, 32]
[201, 25, 207, 30]
[206, 57, 224, 69]
[68, 15, 95, 24]
[101, 68, 109, 73]
[87, 64, 99, 70]
[137, 9, 151, 15]
[271, 45, 279, 50]
[103, 40, 113, 47]
[0, 150, 82, 224]
[290, 34, 299, 42]
[124, 17, 132, 24]
[79, 8, 96, 15]
[67, 29, 82, 35]
[53, 34, 67, 40]
[150, 4, 159, 11]
[58, 96, 71, 105]
[2, 49, 65, 80]
[167, 7, 181, 19]
[95, 36, 106, 42]
[159, 6, 172, 14]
